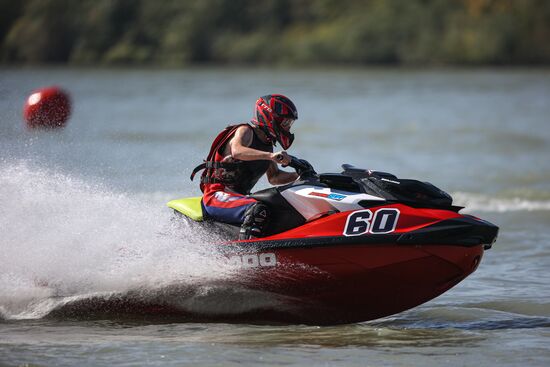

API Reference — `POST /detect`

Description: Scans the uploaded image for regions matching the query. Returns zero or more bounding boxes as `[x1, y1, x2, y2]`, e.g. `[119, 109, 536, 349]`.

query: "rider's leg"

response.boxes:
[239, 201, 270, 240]
[202, 188, 257, 224]
[202, 187, 271, 240]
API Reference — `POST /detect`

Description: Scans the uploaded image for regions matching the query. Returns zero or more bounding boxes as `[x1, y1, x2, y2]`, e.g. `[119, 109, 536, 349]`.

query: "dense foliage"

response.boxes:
[1, 0, 549, 66]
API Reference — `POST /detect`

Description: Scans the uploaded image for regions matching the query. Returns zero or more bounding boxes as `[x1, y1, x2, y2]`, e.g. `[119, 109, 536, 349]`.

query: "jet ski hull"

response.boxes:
[213, 239, 484, 325]
[201, 204, 497, 324]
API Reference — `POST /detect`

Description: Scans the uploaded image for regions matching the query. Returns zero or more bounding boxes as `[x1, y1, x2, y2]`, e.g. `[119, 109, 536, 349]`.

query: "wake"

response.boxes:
[0, 160, 236, 320]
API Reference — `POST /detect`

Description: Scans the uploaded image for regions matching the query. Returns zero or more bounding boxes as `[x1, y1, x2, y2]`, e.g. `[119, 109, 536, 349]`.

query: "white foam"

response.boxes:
[453, 192, 550, 213]
[0, 160, 232, 319]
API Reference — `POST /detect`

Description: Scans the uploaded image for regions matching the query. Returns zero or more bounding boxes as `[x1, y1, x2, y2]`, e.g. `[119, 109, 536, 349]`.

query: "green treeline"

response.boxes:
[1, 0, 549, 66]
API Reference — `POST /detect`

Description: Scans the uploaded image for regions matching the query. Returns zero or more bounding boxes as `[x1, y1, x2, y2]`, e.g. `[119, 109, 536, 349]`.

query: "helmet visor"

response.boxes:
[279, 118, 295, 131]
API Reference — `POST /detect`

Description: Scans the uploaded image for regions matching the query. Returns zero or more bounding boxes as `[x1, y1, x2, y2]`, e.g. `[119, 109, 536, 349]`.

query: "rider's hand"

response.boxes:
[271, 151, 291, 166]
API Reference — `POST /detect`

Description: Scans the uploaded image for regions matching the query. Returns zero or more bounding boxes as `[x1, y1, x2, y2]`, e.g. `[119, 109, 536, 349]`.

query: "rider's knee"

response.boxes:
[239, 202, 270, 240]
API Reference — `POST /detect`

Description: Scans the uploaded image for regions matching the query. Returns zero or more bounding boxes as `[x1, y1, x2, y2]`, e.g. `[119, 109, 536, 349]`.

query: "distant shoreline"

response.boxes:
[2, 0, 549, 67]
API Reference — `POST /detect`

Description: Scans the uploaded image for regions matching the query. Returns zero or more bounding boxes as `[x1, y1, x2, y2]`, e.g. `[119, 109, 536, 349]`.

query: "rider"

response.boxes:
[191, 94, 299, 240]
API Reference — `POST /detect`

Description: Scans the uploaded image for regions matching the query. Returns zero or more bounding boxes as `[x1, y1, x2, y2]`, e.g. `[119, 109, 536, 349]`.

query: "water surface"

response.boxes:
[1, 67, 549, 366]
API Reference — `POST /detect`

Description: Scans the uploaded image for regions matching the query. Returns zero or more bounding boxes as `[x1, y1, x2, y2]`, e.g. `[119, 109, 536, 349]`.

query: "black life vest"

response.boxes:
[191, 124, 273, 194]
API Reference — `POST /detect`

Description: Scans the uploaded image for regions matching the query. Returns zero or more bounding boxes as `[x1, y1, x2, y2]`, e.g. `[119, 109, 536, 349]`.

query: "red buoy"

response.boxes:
[23, 86, 71, 129]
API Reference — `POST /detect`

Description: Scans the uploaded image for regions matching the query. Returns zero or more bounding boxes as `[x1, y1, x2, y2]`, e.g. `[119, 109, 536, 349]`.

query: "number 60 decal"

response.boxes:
[343, 208, 400, 236]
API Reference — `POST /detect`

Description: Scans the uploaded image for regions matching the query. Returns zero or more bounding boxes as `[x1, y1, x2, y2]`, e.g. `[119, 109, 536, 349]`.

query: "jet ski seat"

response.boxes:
[167, 196, 204, 221]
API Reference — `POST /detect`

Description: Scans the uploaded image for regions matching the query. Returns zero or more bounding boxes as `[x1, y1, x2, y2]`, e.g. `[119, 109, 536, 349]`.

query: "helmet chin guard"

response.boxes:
[277, 129, 294, 150]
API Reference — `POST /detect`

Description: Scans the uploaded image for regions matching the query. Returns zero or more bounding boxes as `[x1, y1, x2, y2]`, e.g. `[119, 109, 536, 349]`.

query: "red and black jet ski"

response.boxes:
[168, 157, 498, 325]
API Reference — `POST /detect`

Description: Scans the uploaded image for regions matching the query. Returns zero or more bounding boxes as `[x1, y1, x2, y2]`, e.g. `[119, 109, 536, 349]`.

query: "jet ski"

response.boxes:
[167, 157, 498, 325]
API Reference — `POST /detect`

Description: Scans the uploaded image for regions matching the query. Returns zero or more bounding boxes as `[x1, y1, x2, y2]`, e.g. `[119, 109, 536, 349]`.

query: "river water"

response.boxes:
[1, 68, 549, 366]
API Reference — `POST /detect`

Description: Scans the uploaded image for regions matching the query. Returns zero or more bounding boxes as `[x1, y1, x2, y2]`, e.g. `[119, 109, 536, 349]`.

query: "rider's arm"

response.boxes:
[229, 126, 274, 161]
[266, 162, 299, 185]
[229, 125, 297, 184]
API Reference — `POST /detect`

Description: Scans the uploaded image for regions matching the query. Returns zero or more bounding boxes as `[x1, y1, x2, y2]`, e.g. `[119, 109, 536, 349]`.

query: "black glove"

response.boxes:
[295, 159, 316, 178]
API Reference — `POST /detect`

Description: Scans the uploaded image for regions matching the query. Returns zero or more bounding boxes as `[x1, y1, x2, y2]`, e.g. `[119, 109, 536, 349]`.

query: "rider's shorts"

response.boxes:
[202, 184, 257, 224]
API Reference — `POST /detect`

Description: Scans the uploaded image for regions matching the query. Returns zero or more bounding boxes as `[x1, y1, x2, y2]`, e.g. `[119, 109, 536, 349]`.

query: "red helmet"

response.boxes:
[251, 94, 298, 150]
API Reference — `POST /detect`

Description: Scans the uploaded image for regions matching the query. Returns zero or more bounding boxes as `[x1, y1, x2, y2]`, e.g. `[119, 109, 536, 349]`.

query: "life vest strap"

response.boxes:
[190, 161, 240, 181]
